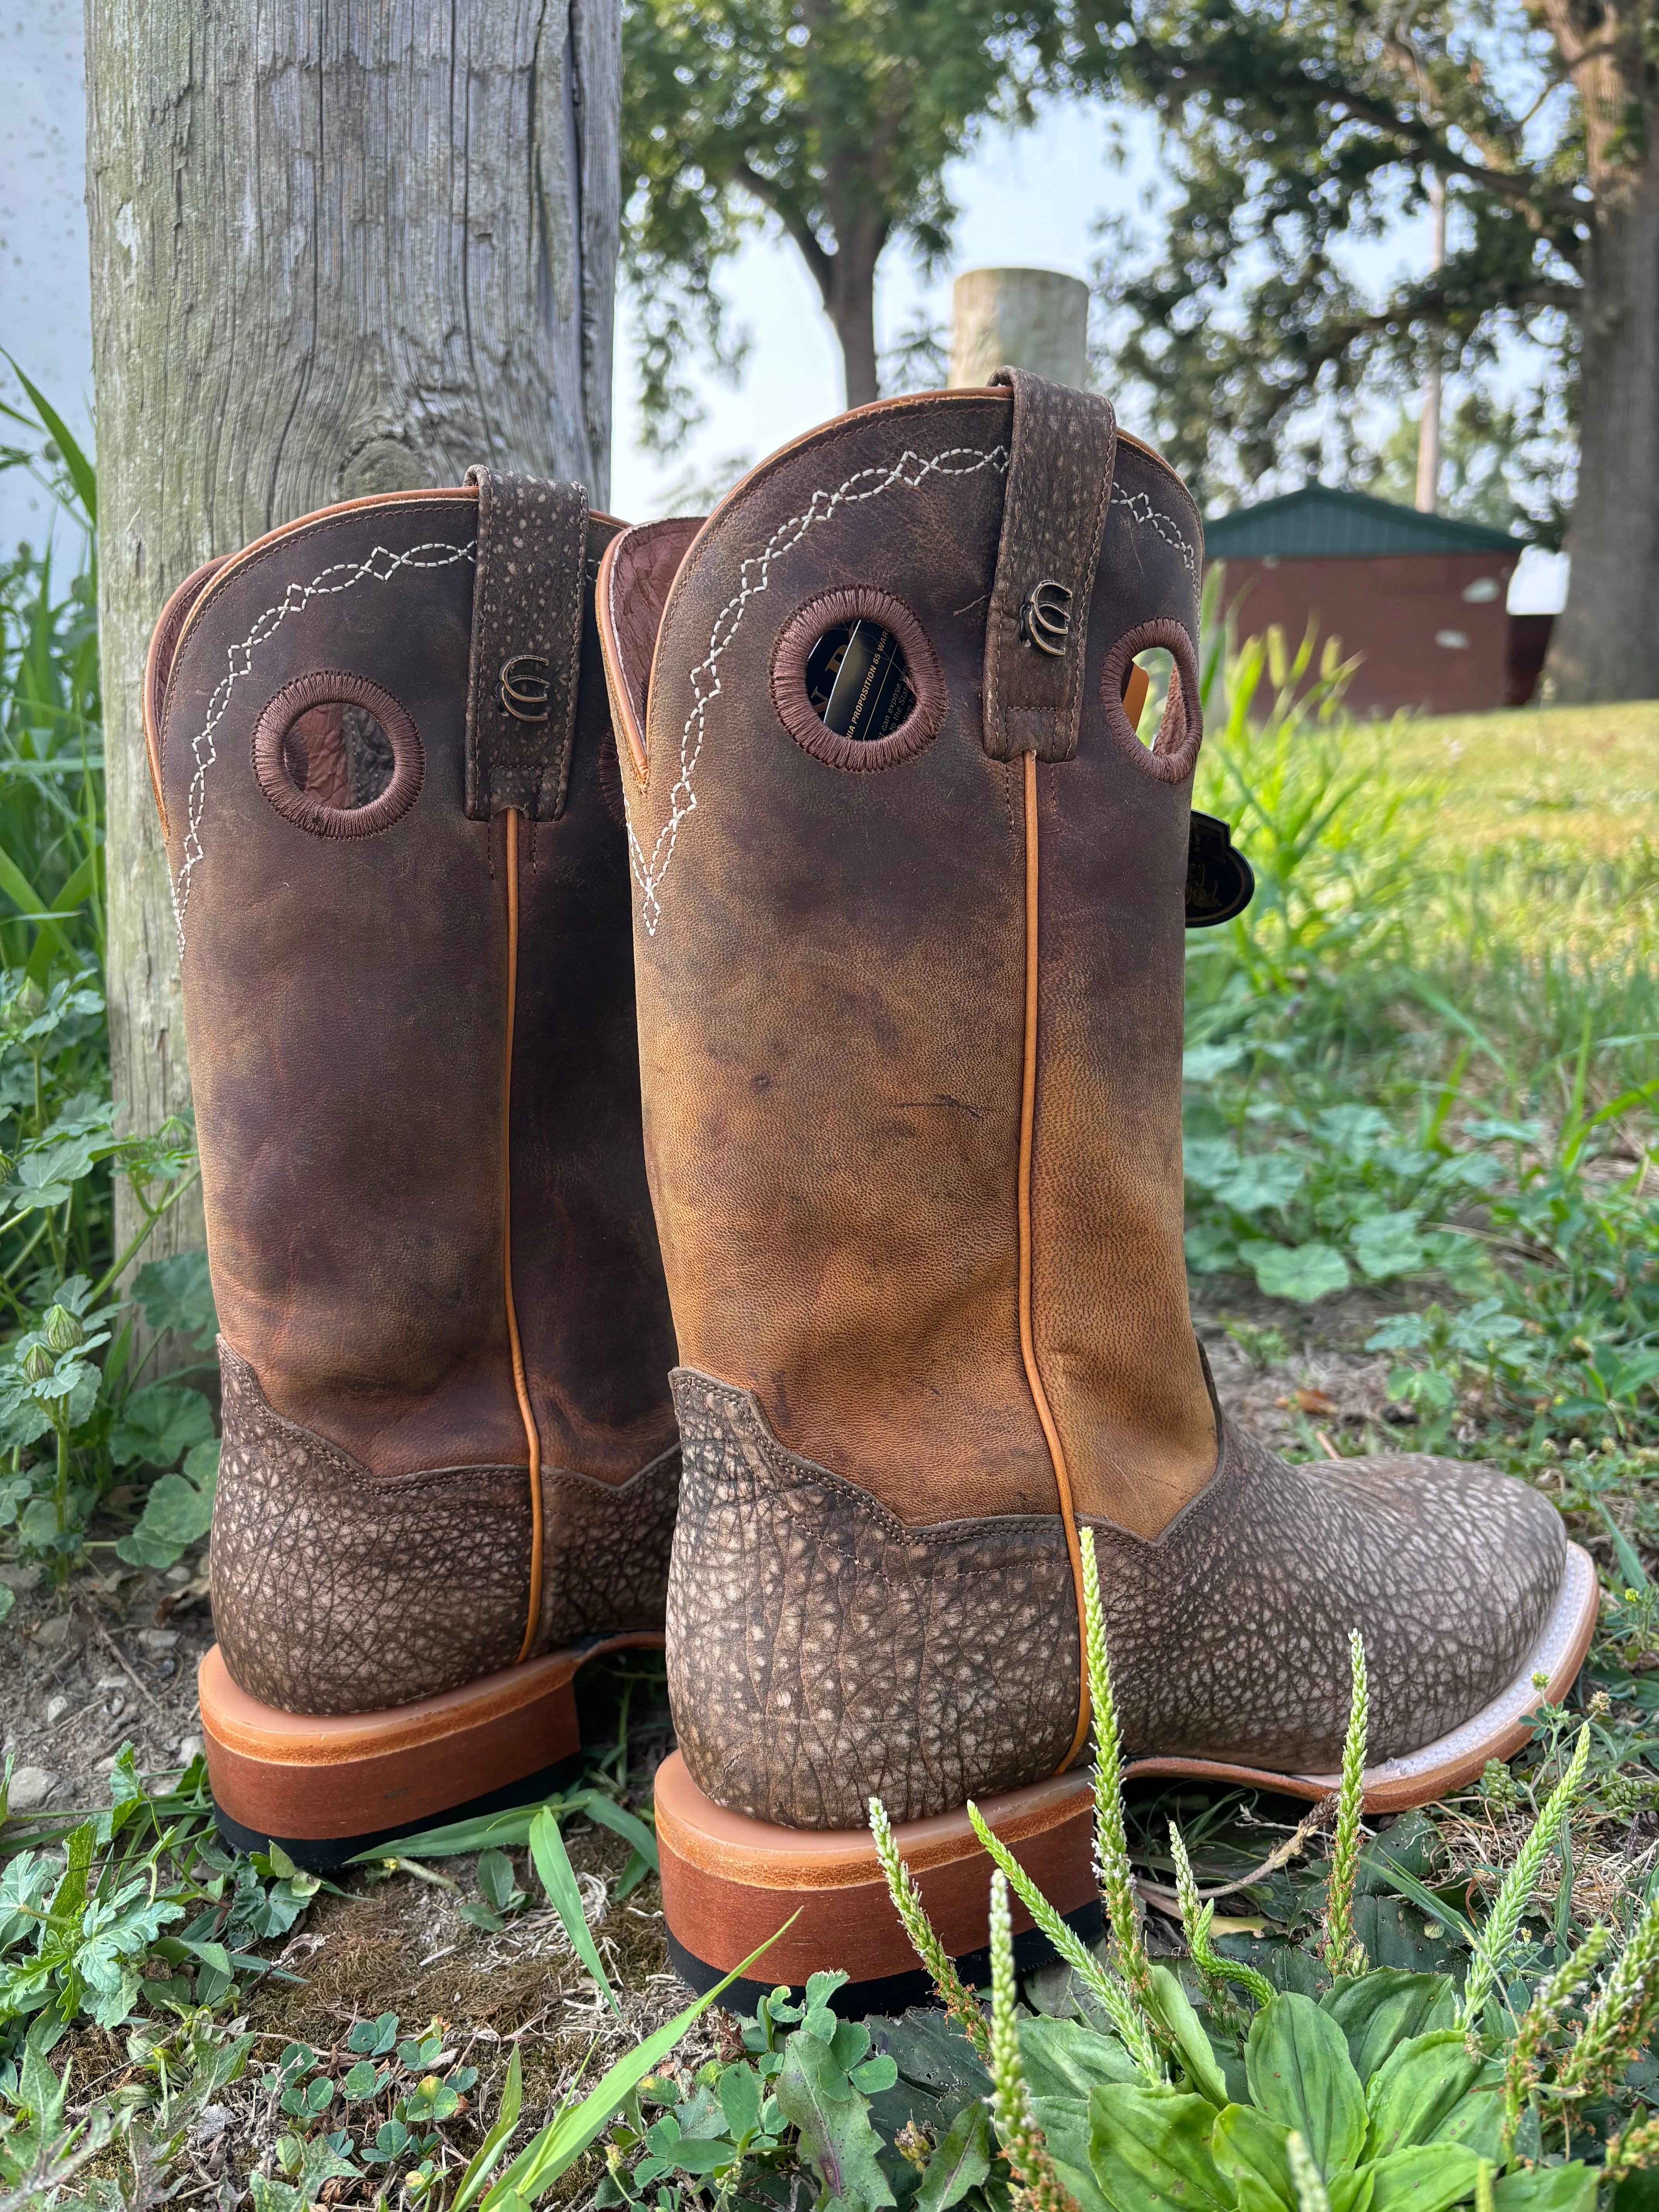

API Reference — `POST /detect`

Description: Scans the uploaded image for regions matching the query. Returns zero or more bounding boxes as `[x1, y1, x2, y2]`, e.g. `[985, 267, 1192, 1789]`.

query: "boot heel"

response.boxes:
[654, 1752, 1100, 2014]
[198, 1641, 648, 1870]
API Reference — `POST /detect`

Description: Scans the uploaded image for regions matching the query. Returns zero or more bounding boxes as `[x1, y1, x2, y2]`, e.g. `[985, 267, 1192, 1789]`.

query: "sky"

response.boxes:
[609, 100, 1151, 520]
[2, 9, 1565, 610]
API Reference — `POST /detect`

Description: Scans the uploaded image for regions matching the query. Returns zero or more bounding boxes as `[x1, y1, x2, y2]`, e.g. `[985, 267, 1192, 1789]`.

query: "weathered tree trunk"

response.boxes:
[84, 0, 620, 1288]
[1542, 7, 1659, 702]
[826, 235, 883, 409]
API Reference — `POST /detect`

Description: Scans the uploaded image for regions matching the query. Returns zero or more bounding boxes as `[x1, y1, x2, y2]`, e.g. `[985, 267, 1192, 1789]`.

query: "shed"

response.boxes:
[1203, 486, 1523, 716]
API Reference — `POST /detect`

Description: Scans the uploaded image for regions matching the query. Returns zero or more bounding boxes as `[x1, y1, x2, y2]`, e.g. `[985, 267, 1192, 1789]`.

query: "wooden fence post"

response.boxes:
[84, 0, 620, 1293]
[947, 267, 1090, 389]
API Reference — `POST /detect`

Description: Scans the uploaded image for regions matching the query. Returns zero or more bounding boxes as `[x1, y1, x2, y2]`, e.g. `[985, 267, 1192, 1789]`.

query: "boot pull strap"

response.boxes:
[981, 367, 1118, 763]
[464, 468, 589, 820]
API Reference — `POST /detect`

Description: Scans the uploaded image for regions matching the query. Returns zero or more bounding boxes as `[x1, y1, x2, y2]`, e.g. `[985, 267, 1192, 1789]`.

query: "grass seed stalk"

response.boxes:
[868, 1795, 988, 2057]
[1316, 1628, 1370, 1982]
[986, 1870, 1080, 2212]
[1078, 1527, 1156, 2012]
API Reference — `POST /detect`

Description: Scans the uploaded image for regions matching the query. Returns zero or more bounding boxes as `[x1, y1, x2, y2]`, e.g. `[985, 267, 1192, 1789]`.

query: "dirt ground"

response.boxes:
[0, 1554, 216, 1821]
[1192, 1283, 1424, 1453]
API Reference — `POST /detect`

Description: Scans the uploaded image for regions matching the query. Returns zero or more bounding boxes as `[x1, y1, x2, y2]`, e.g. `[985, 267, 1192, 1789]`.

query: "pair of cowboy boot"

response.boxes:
[150, 378, 1594, 2007]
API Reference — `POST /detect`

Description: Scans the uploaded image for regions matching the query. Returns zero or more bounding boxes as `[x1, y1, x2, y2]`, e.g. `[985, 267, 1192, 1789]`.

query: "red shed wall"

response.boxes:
[1211, 550, 1516, 716]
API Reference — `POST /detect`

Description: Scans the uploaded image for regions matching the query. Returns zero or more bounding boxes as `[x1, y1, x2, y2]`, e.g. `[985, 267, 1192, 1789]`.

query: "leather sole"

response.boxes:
[656, 1541, 1597, 2004]
[198, 1633, 659, 1869]
[654, 1752, 1101, 2010]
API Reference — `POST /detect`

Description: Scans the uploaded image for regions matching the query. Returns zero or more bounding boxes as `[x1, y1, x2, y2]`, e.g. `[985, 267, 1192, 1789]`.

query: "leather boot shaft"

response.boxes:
[148, 482, 679, 1714]
[610, 384, 1216, 1537]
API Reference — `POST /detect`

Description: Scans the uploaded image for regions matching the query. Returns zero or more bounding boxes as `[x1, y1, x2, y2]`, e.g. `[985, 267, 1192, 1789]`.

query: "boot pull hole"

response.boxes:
[771, 587, 947, 772]
[254, 671, 424, 838]
[805, 620, 918, 745]
[1099, 618, 1202, 782]
[283, 701, 397, 808]
[1124, 649, 1170, 749]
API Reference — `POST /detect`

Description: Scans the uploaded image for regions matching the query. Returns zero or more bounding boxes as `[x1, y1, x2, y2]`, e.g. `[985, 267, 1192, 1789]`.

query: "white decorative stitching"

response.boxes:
[1111, 482, 1197, 580]
[627, 445, 1009, 935]
[170, 539, 476, 952]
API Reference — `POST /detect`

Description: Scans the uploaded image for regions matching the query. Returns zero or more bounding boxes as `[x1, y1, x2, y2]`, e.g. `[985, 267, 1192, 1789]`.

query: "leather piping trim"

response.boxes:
[503, 809, 544, 1661]
[144, 554, 228, 834]
[595, 526, 652, 787]
[1018, 752, 1092, 1769]
[595, 519, 704, 792]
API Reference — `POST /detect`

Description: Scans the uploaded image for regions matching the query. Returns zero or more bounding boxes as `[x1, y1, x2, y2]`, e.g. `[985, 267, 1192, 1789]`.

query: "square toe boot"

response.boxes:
[596, 373, 1598, 2007]
[145, 474, 681, 1867]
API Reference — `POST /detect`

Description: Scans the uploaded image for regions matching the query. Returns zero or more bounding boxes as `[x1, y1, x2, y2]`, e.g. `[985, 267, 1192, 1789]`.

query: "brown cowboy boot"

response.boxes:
[596, 374, 1596, 2008]
[145, 474, 680, 1867]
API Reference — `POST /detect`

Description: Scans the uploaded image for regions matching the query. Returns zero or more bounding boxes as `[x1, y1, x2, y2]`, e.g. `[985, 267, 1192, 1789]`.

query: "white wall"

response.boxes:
[1507, 545, 1569, 617]
[0, 0, 93, 554]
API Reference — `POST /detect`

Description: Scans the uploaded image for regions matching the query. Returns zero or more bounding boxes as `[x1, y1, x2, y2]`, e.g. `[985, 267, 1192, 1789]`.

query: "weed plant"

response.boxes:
[1182, 577, 1659, 1455]
[0, 1753, 753, 2205]
[0, 380, 216, 1610]
[591, 1533, 1659, 2210]
[0, 1750, 320, 2198]
[950, 1540, 1659, 2203]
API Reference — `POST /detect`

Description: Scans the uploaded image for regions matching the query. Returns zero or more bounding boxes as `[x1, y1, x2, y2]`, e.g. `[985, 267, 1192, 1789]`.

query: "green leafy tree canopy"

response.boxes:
[622, 0, 1070, 433]
[1067, 0, 1656, 700]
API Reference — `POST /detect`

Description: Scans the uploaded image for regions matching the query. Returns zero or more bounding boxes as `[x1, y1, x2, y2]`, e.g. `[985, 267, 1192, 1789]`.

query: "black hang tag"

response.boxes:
[1185, 812, 1255, 927]
[805, 619, 916, 743]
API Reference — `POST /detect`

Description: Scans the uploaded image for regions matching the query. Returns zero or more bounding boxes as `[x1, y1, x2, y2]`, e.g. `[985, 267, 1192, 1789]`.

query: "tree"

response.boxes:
[1070, 0, 1655, 702]
[1355, 393, 1553, 539]
[622, 0, 1067, 424]
[84, 0, 620, 1283]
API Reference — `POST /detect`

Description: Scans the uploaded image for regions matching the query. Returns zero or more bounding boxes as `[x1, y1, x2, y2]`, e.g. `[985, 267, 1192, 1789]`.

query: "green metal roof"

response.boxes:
[1204, 484, 1519, 560]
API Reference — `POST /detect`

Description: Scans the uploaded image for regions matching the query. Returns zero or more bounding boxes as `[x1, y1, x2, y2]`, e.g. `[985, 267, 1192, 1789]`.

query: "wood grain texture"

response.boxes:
[947, 269, 1089, 391]
[84, 0, 620, 1276]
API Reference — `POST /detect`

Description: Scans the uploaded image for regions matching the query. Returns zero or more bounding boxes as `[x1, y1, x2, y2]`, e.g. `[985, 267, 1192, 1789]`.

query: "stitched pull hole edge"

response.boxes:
[771, 587, 947, 773]
[1099, 618, 1203, 785]
[252, 671, 425, 838]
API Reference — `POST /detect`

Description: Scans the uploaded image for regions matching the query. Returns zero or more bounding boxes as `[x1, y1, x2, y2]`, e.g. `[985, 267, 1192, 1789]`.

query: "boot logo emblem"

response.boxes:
[1018, 579, 1072, 657]
[498, 653, 551, 722]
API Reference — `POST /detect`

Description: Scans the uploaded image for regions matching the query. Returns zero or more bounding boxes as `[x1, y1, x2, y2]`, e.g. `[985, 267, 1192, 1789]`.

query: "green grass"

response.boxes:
[1181, 599, 1659, 1453]
[0, 367, 104, 987]
[1395, 702, 1659, 860]
[1372, 704, 1659, 1117]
